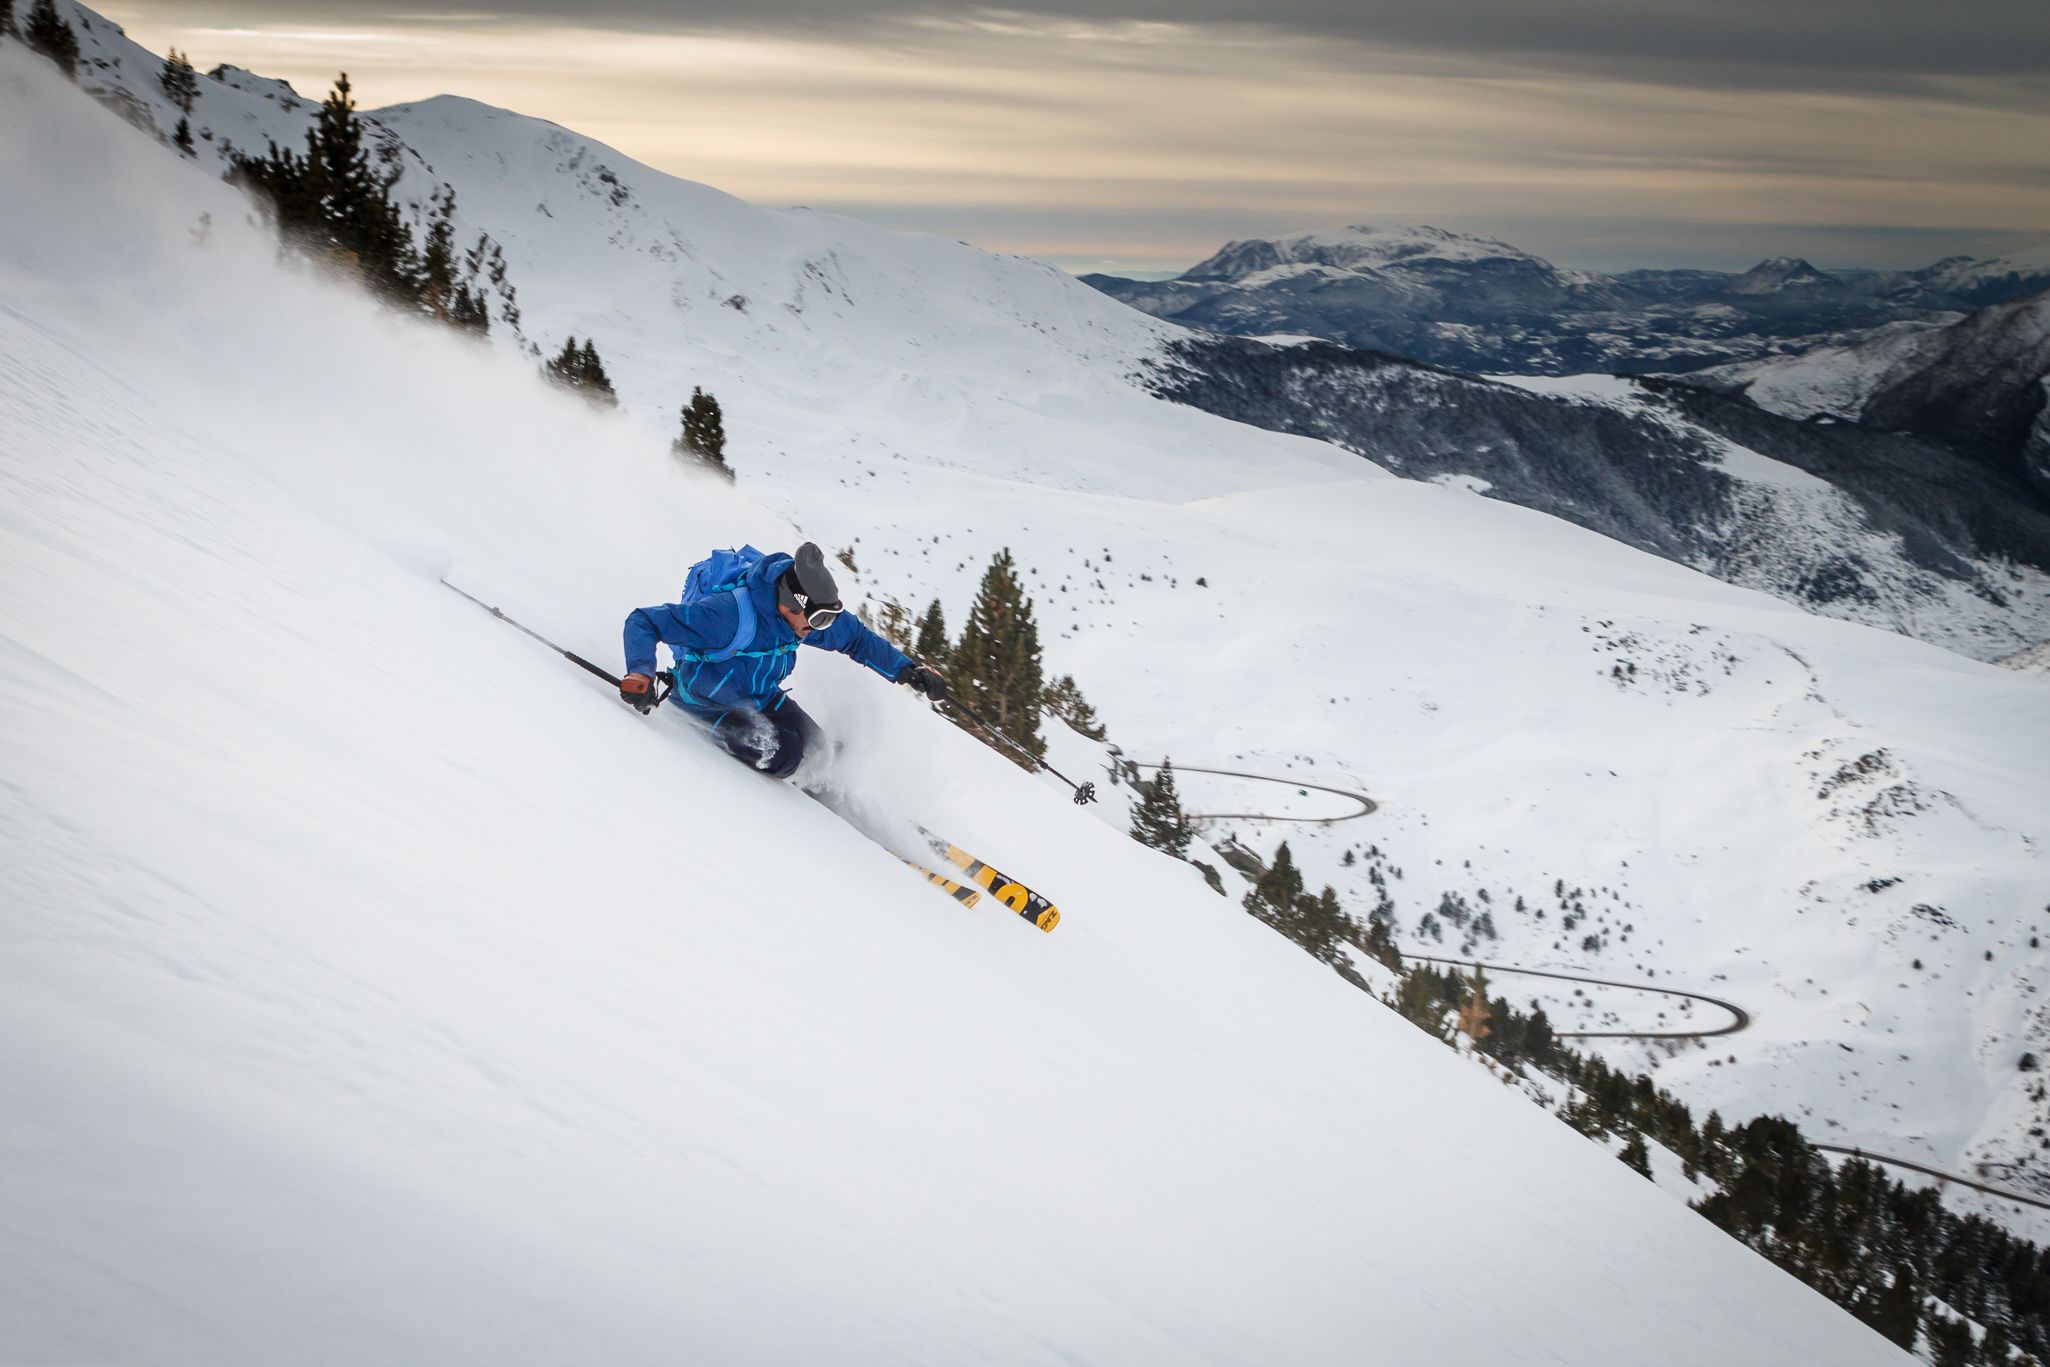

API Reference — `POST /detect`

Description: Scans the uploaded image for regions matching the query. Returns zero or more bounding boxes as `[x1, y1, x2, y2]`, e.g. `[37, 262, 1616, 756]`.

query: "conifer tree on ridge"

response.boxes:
[24, 0, 79, 78]
[1130, 759, 1193, 859]
[951, 549, 1045, 763]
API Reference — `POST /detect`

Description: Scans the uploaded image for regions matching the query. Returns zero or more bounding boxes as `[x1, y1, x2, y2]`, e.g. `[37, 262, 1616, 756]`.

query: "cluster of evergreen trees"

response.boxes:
[159, 47, 197, 153]
[907, 551, 1049, 766]
[1390, 961, 1559, 1071]
[1551, 1050, 2050, 1365]
[1241, 841, 1370, 967]
[868, 551, 1107, 780]
[13, 0, 81, 78]
[230, 74, 514, 332]
[1241, 853, 2050, 1365]
[544, 336, 616, 405]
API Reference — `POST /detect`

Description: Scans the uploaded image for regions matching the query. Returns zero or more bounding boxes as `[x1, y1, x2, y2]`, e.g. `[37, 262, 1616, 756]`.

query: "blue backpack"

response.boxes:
[677, 545, 766, 664]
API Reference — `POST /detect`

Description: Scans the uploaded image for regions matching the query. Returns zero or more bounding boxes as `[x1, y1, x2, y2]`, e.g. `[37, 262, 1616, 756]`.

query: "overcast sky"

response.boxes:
[105, 0, 2050, 275]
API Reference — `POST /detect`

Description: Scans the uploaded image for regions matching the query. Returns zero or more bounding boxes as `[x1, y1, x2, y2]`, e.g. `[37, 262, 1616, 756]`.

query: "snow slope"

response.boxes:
[0, 46, 1924, 1364]
[31, 1, 2050, 1237]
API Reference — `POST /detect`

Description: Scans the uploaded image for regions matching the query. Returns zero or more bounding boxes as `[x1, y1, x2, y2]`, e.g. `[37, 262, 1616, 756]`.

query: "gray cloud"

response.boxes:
[112, 0, 2050, 274]
[148, 0, 2050, 89]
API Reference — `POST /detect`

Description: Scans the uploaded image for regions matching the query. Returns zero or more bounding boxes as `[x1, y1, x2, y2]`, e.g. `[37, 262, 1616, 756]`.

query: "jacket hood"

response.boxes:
[744, 551, 795, 624]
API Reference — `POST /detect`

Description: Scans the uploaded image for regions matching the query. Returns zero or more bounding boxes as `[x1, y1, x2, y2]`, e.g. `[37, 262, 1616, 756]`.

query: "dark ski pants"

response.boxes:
[704, 696, 821, 780]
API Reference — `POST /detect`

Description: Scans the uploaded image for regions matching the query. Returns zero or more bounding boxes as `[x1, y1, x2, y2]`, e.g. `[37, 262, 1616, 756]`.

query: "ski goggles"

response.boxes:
[779, 581, 844, 630]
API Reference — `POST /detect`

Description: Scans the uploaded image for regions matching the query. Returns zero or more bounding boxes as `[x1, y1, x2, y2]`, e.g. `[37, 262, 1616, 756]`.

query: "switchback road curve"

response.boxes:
[1129, 762, 1377, 824]
[1401, 954, 1750, 1041]
[1176, 764, 2050, 1211]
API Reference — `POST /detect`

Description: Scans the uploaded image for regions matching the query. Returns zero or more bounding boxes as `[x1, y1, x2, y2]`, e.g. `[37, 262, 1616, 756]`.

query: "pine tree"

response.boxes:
[1244, 841, 1306, 933]
[1130, 759, 1193, 858]
[419, 185, 458, 319]
[1300, 885, 1353, 964]
[24, 0, 78, 77]
[465, 232, 515, 335]
[1858, 1266, 1921, 1352]
[450, 283, 489, 334]
[547, 335, 583, 387]
[1044, 673, 1105, 741]
[577, 340, 616, 404]
[913, 599, 949, 671]
[173, 115, 193, 156]
[232, 75, 423, 304]
[1924, 1312, 1972, 1367]
[952, 549, 1044, 762]
[2, 0, 15, 39]
[160, 47, 198, 115]
[1619, 1132, 1652, 1179]
[673, 386, 731, 476]
[1395, 967, 1450, 1038]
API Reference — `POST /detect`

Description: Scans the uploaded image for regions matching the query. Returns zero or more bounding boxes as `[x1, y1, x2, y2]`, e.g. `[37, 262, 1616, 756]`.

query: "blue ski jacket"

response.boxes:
[622, 550, 911, 720]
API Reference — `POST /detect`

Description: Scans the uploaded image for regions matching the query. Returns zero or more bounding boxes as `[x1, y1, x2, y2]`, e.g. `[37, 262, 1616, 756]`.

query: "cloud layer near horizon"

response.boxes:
[104, 1, 2050, 273]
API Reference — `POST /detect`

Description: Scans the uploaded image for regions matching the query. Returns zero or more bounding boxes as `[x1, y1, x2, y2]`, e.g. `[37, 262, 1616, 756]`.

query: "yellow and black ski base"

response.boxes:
[897, 855, 981, 908]
[928, 837, 1061, 933]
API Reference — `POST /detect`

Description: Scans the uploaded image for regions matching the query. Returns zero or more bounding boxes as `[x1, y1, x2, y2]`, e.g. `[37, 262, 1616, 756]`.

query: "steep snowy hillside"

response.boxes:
[26, 0, 2050, 1253]
[1149, 336, 2050, 661]
[0, 45, 1919, 1365]
[1692, 290, 2050, 501]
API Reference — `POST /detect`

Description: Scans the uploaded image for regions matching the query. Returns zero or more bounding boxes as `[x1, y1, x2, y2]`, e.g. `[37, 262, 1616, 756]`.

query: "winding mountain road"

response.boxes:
[1129, 762, 1377, 824]
[1147, 760, 1746, 1041]
[1177, 761, 2050, 1212]
[1400, 954, 1750, 1040]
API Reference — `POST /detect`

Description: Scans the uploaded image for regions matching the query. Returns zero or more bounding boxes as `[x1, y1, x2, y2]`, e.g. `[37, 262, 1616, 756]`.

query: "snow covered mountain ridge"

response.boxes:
[1087, 223, 2050, 376]
[1181, 224, 1567, 281]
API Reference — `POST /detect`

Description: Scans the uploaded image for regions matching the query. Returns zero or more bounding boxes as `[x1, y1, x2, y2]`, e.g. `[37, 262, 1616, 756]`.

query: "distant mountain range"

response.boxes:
[1084, 225, 2050, 375]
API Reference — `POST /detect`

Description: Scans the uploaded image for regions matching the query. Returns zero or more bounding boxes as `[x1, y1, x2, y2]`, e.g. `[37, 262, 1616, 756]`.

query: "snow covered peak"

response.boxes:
[1914, 243, 2050, 302]
[1728, 256, 1840, 294]
[1182, 223, 1545, 282]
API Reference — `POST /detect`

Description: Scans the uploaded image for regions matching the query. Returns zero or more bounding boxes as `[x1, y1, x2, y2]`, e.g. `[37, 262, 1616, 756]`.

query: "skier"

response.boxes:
[618, 542, 946, 778]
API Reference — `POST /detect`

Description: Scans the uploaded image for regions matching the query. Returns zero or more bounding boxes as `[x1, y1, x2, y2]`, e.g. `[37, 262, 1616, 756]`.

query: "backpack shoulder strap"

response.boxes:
[685, 582, 757, 664]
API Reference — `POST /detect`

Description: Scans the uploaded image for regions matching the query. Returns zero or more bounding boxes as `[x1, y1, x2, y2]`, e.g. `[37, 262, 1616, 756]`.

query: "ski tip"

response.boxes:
[1035, 906, 1060, 933]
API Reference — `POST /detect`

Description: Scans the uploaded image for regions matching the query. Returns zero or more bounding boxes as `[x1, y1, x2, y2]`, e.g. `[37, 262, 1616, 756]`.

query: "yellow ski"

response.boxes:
[926, 835, 1061, 933]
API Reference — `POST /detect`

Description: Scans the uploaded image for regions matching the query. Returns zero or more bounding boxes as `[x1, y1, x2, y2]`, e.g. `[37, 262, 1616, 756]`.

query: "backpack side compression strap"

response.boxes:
[681, 582, 757, 664]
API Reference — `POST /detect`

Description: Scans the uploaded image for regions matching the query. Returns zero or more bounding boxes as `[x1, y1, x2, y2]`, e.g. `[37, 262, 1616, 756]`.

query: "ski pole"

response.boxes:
[442, 580, 672, 706]
[932, 686, 1097, 806]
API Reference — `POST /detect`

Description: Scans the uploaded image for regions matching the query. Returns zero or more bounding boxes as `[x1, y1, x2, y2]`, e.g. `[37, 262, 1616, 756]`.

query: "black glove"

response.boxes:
[897, 664, 947, 702]
[620, 672, 658, 714]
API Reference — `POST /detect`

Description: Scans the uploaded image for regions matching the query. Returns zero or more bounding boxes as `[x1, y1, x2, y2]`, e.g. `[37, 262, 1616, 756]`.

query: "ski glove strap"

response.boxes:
[620, 672, 658, 714]
[898, 664, 948, 702]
